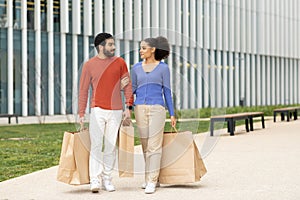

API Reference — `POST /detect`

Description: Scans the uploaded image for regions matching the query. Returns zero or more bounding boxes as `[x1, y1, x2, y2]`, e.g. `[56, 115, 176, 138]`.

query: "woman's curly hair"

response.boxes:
[143, 36, 170, 61]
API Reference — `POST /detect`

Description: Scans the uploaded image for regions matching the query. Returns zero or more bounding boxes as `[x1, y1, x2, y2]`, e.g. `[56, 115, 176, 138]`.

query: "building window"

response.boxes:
[40, 0, 47, 31]
[27, 30, 35, 115]
[13, 29, 22, 114]
[68, 0, 72, 33]
[0, 28, 7, 113]
[53, 0, 60, 32]
[54, 33, 61, 114]
[66, 34, 72, 114]
[0, 0, 7, 28]
[27, 0, 34, 30]
[13, 0, 21, 29]
[41, 32, 48, 114]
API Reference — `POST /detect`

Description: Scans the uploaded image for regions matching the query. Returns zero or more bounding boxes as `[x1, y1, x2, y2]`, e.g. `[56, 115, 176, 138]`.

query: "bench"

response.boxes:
[210, 112, 265, 136]
[0, 114, 19, 124]
[273, 107, 300, 122]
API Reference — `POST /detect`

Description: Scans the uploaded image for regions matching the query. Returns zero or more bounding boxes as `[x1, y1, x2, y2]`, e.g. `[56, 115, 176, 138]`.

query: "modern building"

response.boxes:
[0, 0, 299, 117]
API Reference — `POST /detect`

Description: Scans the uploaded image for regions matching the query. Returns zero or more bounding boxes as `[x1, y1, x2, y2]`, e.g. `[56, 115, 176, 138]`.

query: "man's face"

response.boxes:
[102, 38, 115, 57]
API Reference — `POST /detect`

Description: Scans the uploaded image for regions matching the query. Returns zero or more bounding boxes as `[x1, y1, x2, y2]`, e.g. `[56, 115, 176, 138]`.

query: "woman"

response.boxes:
[131, 36, 176, 194]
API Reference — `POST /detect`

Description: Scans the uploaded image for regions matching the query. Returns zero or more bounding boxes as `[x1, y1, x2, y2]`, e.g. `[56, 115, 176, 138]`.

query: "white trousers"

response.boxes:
[135, 105, 166, 183]
[89, 107, 123, 181]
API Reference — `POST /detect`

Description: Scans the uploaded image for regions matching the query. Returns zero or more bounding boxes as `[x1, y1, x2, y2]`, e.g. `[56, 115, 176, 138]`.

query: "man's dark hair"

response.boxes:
[94, 33, 113, 52]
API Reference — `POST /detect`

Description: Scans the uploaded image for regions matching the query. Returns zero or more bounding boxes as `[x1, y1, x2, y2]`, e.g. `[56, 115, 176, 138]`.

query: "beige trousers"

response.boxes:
[135, 105, 166, 183]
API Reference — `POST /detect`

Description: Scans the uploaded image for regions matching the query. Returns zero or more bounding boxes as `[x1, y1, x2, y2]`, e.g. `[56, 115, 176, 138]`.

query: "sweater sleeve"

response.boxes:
[78, 63, 90, 117]
[120, 59, 134, 106]
[131, 66, 137, 94]
[162, 65, 175, 116]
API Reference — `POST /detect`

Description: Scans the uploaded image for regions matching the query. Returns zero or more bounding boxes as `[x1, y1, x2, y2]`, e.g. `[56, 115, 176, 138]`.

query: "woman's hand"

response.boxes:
[123, 108, 131, 119]
[170, 116, 176, 128]
[121, 76, 129, 89]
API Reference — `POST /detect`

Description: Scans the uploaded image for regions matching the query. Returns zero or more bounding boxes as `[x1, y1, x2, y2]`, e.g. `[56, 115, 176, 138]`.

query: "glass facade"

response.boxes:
[41, 32, 48, 115]
[0, 0, 7, 27]
[13, 0, 21, 29]
[40, 0, 47, 31]
[27, 0, 34, 29]
[53, 0, 60, 32]
[13, 29, 22, 114]
[27, 30, 35, 115]
[53, 33, 61, 114]
[0, 0, 299, 116]
[0, 28, 7, 113]
[65, 34, 72, 114]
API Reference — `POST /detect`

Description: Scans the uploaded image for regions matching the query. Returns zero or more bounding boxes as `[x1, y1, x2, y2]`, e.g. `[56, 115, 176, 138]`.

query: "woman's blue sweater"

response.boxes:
[131, 61, 175, 116]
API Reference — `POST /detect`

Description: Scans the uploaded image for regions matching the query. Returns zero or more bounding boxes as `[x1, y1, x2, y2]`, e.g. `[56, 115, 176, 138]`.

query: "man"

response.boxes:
[78, 33, 133, 193]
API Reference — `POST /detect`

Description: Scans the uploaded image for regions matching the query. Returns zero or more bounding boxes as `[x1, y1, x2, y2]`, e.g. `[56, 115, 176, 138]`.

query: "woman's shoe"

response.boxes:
[141, 182, 160, 189]
[145, 182, 156, 194]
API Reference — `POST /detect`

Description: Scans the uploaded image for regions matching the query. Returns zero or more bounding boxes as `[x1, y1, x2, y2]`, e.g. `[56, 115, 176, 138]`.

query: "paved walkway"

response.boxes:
[1, 118, 300, 200]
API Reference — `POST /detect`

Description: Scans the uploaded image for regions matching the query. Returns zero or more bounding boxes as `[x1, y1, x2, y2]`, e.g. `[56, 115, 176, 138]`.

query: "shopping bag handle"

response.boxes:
[170, 126, 178, 133]
[78, 123, 88, 132]
[122, 117, 133, 126]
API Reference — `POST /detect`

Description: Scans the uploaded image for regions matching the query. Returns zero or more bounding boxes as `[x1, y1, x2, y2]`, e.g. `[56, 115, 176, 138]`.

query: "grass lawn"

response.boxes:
[0, 123, 77, 182]
[0, 119, 246, 182]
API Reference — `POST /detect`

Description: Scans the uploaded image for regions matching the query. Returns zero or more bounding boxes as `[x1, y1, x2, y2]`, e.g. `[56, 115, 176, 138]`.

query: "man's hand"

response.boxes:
[79, 116, 84, 130]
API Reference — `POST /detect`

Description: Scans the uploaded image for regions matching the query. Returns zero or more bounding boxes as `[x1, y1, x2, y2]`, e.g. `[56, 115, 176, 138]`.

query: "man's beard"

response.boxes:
[103, 48, 114, 57]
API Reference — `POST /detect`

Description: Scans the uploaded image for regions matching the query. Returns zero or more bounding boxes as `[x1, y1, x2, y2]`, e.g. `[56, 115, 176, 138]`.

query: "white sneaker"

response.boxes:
[145, 182, 156, 194]
[102, 180, 115, 192]
[90, 179, 100, 193]
[142, 182, 160, 189]
[141, 183, 147, 189]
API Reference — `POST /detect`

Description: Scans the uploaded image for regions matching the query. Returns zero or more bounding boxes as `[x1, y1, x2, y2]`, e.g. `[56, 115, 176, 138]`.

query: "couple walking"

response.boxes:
[78, 32, 176, 194]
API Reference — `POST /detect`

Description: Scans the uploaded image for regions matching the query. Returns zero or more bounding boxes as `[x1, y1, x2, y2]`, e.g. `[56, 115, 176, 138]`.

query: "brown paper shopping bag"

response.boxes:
[118, 118, 134, 177]
[159, 131, 207, 184]
[57, 129, 91, 185]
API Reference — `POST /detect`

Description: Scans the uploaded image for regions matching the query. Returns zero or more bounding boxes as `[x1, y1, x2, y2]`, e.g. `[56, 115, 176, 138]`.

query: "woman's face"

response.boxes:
[139, 41, 155, 60]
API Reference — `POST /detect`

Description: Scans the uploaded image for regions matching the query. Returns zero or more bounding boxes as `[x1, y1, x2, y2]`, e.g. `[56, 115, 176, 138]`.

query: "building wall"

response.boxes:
[0, 0, 299, 116]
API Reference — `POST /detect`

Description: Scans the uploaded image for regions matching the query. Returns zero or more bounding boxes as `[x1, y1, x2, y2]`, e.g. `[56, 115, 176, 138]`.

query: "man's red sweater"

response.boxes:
[78, 56, 133, 117]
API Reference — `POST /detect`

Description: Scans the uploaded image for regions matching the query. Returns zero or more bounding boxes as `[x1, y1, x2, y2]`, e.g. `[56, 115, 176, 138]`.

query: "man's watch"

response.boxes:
[126, 105, 133, 110]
